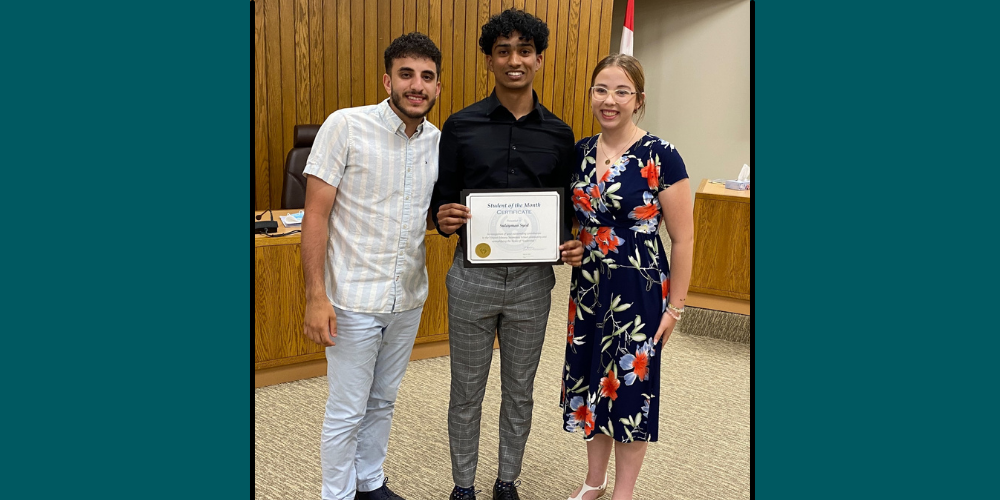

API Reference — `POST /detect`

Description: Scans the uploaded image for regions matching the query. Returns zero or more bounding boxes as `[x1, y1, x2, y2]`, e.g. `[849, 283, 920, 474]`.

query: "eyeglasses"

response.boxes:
[590, 86, 638, 102]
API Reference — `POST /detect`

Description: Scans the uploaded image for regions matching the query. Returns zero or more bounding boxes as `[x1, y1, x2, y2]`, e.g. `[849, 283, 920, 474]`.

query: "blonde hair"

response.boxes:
[591, 53, 646, 123]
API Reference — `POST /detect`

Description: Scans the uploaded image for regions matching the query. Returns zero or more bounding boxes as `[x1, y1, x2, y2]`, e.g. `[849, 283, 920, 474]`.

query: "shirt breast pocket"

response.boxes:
[515, 145, 560, 175]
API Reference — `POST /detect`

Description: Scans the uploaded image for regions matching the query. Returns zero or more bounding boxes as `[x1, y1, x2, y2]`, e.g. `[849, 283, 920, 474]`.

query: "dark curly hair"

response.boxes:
[384, 32, 442, 76]
[479, 9, 549, 55]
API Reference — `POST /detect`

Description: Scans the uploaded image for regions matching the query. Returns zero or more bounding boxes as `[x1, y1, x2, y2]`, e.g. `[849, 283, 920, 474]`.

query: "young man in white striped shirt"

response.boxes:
[300, 33, 442, 500]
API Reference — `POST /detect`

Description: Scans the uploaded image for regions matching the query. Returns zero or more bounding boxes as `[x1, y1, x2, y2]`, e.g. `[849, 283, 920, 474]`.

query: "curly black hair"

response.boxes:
[479, 9, 549, 55]
[384, 32, 442, 76]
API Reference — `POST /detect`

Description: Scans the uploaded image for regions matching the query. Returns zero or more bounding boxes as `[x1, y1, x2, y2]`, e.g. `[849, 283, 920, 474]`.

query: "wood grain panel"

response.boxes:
[416, 233, 458, 341]
[279, 0, 296, 157]
[404, 0, 416, 33]
[438, 0, 465, 121]
[550, 0, 569, 118]
[428, 0, 441, 127]
[691, 197, 751, 300]
[254, 1, 270, 210]
[365, 0, 379, 106]
[379, 0, 390, 73]
[254, 244, 320, 367]
[337, 0, 351, 110]
[309, 0, 324, 121]
[570, 0, 591, 135]
[584, 0, 603, 137]
[324, 0, 338, 120]
[391, 0, 403, 39]
[446, 0, 462, 118]
[477, 0, 490, 100]
[351, 0, 365, 107]
[264, 0, 285, 209]
[541, 0, 557, 109]
[465, 1, 478, 106]
[295, 0, 311, 122]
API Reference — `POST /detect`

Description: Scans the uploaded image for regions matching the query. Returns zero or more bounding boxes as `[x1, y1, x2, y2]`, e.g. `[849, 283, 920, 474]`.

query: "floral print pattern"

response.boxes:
[560, 133, 687, 443]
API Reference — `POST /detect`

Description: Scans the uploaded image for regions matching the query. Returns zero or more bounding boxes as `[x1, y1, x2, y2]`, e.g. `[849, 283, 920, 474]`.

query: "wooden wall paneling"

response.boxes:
[513, 0, 525, 12]
[550, 0, 569, 121]
[525, 0, 541, 105]
[365, 0, 379, 106]
[415, 233, 458, 342]
[505, 0, 516, 12]
[416, 0, 429, 38]
[559, 0, 587, 137]
[448, 0, 463, 120]
[438, 0, 465, 122]
[488, 0, 501, 94]
[309, 0, 325, 122]
[337, 0, 352, 110]
[465, 0, 478, 107]
[427, 0, 441, 127]
[280, 0, 297, 207]
[391, 0, 403, 40]
[541, 0, 557, 111]
[595, 0, 614, 136]
[477, 0, 490, 101]
[571, 0, 592, 138]
[254, 1, 270, 210]
[295, 0, 311, 124]
[323, 0, 338, 119]
[295, 0, 310, 161]
[403, 0, 416, 33]
[351, 0, 365, 107]
[378, 0, 390, 89]
[265, 1, 286, 209]
[366, 0, 382, 106]
[583, 0, 603, 138]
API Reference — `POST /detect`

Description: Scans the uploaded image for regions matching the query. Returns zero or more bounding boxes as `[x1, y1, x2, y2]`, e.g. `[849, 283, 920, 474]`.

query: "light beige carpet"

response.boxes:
[256, 265, 751, 499]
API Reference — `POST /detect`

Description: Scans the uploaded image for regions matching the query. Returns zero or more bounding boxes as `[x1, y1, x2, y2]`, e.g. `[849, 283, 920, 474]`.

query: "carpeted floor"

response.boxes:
[255, 264, 751, 499]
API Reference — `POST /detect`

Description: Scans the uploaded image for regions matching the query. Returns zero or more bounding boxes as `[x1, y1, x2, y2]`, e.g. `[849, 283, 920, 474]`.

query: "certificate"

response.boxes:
[461, 188, 564, 267]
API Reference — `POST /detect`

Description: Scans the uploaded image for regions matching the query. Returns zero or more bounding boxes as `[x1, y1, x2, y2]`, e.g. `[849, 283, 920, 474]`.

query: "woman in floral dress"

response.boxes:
[562, 54, 694, 500]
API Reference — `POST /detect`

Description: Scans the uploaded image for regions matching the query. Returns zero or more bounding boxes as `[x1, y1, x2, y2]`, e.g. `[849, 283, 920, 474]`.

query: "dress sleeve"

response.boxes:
[655, 139, 688, 190]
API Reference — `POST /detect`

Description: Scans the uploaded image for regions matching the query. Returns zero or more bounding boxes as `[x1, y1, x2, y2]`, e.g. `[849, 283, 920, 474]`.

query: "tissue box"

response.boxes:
[725, 180, 750, 191]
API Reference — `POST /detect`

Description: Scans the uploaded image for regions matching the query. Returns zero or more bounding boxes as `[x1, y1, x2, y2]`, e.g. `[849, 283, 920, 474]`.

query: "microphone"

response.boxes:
[255, 209, 278, 234]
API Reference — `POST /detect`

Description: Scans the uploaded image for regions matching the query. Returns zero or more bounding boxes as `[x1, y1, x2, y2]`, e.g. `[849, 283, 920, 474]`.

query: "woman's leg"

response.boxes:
[610, 440, 648, 500]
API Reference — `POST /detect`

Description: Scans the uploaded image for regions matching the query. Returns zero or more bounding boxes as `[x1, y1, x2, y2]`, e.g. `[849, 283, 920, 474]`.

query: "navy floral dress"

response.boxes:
[560, 133, 687, 443]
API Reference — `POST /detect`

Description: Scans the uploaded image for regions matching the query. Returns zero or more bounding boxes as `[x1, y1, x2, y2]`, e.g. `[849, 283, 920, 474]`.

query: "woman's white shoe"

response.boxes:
[567, 472, 608, 500]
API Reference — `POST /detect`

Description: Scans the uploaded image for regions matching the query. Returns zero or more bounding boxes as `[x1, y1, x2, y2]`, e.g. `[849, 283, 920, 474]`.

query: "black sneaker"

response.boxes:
[356, 477, 405, 500]
[492, 479, 521, 500]
[449, 485, 479, 500]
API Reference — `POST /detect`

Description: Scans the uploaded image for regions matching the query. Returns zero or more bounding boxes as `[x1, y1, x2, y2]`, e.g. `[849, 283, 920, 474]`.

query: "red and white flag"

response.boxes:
[620, 0, 634, 55]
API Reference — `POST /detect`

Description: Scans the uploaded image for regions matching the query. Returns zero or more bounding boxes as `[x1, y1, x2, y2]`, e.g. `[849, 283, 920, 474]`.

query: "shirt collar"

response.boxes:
[378, 98, 425, 136]
[485, 89, 545, 121]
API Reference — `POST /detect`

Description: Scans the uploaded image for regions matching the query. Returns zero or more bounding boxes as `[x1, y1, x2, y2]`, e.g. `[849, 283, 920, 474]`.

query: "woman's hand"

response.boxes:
[653, 312, 677, 345]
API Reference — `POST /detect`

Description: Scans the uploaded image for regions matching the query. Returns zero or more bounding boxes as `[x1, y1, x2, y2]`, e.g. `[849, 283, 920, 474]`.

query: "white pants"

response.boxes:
[320, 306, 422, 500]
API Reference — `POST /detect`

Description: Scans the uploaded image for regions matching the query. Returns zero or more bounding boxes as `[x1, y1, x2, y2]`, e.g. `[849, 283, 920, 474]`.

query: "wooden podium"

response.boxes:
[254, 210, 457, 387]
[687, 179, 751, 315]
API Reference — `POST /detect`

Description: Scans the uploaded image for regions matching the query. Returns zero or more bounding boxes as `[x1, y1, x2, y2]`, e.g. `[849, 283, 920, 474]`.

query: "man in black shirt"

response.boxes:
[430, 8, 584, 500]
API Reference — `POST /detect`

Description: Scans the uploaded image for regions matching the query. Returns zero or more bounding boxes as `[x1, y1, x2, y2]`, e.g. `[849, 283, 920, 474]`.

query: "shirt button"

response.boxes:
[510, 169, 515, 173]
[511, 145, 517, 150]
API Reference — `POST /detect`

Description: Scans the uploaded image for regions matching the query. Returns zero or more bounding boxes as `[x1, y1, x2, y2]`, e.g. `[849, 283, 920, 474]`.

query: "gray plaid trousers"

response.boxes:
[445, 248, 556, 487]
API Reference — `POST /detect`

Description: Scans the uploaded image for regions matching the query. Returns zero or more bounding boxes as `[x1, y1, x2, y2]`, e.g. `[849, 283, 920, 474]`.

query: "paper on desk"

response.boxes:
[280, 210, 304, 226]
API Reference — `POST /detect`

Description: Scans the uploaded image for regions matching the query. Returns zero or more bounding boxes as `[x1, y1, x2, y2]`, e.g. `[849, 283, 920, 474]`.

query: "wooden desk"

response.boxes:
[687, 179, 751, 315]
[254, 210, 457, 387]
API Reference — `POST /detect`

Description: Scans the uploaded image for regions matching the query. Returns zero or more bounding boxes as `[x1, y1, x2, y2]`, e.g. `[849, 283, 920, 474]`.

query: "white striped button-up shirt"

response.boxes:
[304, 99, 440, 314]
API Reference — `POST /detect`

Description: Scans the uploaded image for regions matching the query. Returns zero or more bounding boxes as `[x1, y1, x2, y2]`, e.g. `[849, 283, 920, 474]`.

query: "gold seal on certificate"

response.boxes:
[461, 188, 564, 267]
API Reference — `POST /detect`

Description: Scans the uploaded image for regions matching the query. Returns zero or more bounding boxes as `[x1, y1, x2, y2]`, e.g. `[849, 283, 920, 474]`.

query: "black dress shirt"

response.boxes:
[431, 90, 576, 243]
